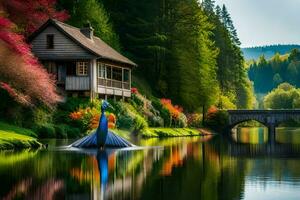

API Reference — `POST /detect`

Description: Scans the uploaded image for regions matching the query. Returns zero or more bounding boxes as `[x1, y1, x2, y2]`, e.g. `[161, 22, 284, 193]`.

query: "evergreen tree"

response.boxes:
[58, 0, 121, 51]
[215, 5, 222, 18]
[248, 49, 300, 94]
[90, 0, 254, 109]
[221, 5, 241, 46]
[202, 0, 215, 14]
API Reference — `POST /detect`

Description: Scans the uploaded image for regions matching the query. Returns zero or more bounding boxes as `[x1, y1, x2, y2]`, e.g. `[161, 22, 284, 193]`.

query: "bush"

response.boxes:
[148, 115, 164, 127]
[35, 124, 56, 138]
[187, 113, 202, 127]
[114, 101, 148, 132]
[54, 124, 68, 139]
[65, 127, 81, 139]
[117, 114, 134, 129]
[178, 113, 188, 128]
[205, 110, 229, 133]
[131, 94, 144, 107]
[53, 110, 72, 124]
[152, 99, 171, 127]
[133, 115, 148, 131]
[32, 107, 53, 125]
[57, 97, 90, 112]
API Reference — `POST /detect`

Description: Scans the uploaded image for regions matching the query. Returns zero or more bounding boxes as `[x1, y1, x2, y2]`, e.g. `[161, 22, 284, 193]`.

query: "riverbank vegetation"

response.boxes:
[264, 83, 300, 109]
[0, 0, 254, 147]
[0, 122, 41, 150]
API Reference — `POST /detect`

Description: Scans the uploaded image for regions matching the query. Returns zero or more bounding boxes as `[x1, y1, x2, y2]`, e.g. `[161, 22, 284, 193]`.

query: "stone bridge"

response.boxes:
[227, 110, 300, 142]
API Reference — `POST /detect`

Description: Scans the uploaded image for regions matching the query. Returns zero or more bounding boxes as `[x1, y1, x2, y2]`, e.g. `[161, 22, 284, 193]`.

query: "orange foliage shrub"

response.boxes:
[69, 107, 117, 130]
[160, 98, 183, 120]
[108, 113, 116, 124]
[89, 113, 100, 130]
[69, 109, 84, 120]
[206, 106, 218, 118]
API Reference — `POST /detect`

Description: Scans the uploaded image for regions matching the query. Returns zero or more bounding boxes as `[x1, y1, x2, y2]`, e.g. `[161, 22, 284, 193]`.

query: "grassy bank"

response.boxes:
[112, 128, 207, 138]
[143, 128, 204, 137]
[0, 122, 42, 150]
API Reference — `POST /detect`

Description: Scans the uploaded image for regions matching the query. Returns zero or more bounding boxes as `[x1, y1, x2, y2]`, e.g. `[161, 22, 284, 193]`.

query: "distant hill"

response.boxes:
[242, 44, 300, 60]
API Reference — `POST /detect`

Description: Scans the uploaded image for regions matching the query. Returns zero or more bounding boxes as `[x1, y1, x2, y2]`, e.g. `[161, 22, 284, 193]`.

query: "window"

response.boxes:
[112, 68, 122, 81]
[46, 34, 54, 49]
[106, 65, 112, 79]
[123, 69, 130, 82]
[97, 63, 106, 78]
[76, 62, 88, 76]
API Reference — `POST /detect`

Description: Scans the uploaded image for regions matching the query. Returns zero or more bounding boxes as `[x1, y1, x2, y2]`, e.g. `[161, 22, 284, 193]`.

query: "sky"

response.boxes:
[214, 0, 300, 47]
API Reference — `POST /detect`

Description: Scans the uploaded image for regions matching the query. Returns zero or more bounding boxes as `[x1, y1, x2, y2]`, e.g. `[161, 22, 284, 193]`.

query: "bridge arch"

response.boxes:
[228, 119, 268, 130]
[227, 109, 300, 129]
[227, 109, 300, 143]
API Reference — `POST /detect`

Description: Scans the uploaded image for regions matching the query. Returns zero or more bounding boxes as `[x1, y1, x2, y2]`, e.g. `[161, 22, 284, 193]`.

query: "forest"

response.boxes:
[0, 0, 256, 146]
[57, 0, 255, 111]
[248, 49, 300, 94]
[0, 0, 255, 113]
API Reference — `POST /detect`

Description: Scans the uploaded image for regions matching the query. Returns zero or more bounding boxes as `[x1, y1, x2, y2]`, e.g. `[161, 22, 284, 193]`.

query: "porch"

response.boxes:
[43, 60, 131, 98]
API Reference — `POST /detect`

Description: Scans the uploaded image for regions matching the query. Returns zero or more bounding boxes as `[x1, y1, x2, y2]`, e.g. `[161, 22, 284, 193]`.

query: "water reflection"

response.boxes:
[232, 127, 268, 144]
[1, 130, 300, 199]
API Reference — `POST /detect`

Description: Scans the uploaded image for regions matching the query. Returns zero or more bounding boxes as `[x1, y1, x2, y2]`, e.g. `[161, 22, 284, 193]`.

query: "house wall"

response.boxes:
[30, 25, 95, 60]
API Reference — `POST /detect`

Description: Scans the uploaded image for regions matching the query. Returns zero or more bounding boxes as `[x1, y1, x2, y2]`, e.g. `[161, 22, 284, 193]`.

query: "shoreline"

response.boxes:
[0, 122, 42, 150]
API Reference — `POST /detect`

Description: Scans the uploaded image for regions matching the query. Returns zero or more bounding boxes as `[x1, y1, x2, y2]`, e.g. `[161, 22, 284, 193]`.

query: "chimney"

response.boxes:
[80, 22, 94, 40]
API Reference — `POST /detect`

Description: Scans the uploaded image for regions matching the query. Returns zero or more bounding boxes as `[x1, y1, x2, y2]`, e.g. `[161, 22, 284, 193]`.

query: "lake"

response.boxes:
[1, 127, 300, 200]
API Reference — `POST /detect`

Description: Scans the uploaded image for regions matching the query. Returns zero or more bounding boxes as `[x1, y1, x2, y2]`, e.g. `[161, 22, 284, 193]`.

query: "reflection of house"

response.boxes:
[29, 19, 136, 99]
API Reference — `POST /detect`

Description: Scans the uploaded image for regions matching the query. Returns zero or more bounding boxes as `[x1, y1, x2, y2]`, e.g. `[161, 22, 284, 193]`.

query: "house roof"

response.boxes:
[28, 19, 137, 67]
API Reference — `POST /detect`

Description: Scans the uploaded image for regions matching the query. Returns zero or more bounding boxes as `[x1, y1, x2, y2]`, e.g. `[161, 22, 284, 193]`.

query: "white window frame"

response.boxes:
[76, 61, 88, 76]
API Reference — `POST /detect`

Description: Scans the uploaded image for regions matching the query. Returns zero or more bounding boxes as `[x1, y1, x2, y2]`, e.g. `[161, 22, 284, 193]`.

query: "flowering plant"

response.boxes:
[160, 98, 183, 120]
[69, 107, 117, 130]
[131, 87, 138, 94]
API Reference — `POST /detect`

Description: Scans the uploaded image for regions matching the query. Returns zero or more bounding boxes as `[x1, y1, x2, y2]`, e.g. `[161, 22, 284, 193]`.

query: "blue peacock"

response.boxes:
[71, 100, 133, 148]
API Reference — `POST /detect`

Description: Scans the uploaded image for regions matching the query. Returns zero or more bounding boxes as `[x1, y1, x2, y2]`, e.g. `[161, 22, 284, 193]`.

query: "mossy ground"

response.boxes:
[0, 122, 42, 150]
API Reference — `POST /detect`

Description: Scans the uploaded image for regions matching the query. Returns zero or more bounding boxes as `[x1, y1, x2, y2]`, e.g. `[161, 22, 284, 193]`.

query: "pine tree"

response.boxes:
[215, 5, 222, 18]
[221, 5, 241, 46]
[58, 0, 121, 51]
[202, 0, 216, 14]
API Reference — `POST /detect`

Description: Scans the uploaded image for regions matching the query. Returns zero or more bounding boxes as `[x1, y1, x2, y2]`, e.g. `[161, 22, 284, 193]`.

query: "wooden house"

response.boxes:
[28, 19, 136, 99]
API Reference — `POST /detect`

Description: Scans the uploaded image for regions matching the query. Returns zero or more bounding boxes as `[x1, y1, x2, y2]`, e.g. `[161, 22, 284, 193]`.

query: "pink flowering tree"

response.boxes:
[1, 0, 69, 35]
[0, 16, 60, 107]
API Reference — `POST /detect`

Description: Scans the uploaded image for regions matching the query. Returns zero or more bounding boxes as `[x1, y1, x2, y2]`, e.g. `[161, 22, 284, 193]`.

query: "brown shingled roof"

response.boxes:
[29, 19, 136, 67]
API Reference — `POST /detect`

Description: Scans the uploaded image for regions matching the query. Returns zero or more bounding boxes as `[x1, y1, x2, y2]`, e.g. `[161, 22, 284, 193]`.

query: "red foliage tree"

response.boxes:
[1, 0, 68, 35]
[0, 16, 60, 107]
[160, 98, 183, 120]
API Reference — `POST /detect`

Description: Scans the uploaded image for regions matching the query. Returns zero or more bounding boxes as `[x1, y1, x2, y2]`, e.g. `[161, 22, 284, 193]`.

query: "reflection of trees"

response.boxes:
[138, 138, 246, 200]
[2, 178, 64, 200]
[3, 133, 300, 200]
[0, 149, 84, 199]
[0, 150, 38, 166]
[63, 136, 248, 200]
[232, 127, 268, 144]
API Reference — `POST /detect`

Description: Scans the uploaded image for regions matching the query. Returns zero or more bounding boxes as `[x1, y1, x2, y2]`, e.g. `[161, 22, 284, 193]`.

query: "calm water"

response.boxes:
[1, 128, 300, 200]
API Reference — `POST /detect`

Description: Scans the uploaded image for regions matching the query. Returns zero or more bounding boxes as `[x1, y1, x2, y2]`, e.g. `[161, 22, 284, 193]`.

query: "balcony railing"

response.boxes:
[65, 76, 90, 90]
[98, 78, 130, 90]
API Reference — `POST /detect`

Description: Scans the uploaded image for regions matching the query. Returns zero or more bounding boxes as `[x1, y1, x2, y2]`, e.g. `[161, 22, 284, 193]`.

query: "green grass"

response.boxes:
[0, 122, 41, 150]
[112, 127, 205, 138]
[0, 122, 37, 137]
[143, 128, 203, 137]
[111, 129, 131, 140]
